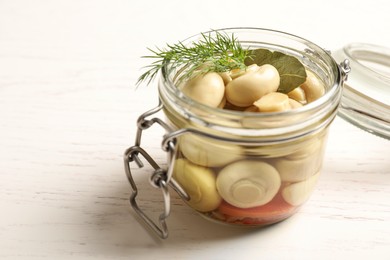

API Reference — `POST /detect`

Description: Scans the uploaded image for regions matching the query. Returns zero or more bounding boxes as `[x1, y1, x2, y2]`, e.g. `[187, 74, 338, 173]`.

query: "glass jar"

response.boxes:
[124, 27, 350, 238]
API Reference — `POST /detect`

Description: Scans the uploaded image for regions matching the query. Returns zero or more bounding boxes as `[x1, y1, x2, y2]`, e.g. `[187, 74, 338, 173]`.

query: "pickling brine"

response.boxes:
[166, 67, 328, 225]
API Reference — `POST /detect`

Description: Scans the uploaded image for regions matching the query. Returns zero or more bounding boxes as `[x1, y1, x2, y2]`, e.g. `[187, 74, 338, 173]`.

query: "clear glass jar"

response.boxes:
[157, 28, 347, 226]
[125, 27, 349, 238]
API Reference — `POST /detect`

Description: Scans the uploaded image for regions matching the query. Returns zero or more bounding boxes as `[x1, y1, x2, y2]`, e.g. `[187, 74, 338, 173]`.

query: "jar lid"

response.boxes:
[333, 43, 390, 139]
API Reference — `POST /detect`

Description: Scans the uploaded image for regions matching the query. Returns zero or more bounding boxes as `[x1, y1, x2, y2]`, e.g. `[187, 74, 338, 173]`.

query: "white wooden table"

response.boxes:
[1, 0, 389, 259]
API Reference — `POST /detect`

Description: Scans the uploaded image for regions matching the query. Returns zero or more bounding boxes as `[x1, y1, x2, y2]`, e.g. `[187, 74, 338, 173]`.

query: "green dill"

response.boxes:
[136, 31, 251, 86]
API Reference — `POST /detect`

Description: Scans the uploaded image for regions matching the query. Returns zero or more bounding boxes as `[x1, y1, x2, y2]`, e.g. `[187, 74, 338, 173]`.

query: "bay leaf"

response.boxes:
[245, 48, 307, 93]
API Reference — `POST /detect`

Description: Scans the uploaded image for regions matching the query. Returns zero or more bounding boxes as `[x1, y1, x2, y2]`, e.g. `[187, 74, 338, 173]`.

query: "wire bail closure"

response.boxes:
[123, 102, 188, 239]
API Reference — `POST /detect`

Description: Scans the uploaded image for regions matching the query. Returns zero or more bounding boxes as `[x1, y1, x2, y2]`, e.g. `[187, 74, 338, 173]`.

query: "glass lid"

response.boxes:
[333, 43, 390, 139]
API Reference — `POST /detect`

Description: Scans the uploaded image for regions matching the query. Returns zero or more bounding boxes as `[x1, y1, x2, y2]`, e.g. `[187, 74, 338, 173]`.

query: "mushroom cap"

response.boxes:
[181, 72, 225, 108]
[225, 64, 280, 107]
[173, 158, 222, 212]
[216, 160, 281, 208]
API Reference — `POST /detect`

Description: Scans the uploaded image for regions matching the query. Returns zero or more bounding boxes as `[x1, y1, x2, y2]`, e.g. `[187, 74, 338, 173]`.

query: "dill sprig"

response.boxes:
[136, 31, 250, 86]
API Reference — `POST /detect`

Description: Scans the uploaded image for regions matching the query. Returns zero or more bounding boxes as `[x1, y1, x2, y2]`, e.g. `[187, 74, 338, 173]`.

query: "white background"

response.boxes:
[0, 0, 389, 259]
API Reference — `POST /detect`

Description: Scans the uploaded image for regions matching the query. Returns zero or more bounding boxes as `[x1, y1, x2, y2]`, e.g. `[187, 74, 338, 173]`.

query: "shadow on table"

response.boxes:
[82, 166, 293, 255]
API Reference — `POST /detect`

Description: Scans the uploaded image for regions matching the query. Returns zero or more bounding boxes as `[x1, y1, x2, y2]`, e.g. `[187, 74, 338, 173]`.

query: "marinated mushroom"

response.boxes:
[181, 72, 225, 107]
[230, 64, 259, 79]
[286, 136, 323, 160]
[282, 171, 320, 206]
[300, 70, 325, 103]
[173, 158, 222, 212]
[179, 134, 242, 167]
[218, 71, 232, 85]
[225, 64, 280, 107]
[288, 98, 303, 109]
[216, 160, 281, 208]
[217, 96, 227, 109]
[287, 86, 306, 104]
[274, 153, 322, 182]
[253, 92, 291, 112]
[244, 105, 259, 112]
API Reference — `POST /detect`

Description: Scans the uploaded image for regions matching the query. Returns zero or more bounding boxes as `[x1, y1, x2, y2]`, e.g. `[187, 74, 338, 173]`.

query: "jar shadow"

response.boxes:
[84, 168, 287, 254]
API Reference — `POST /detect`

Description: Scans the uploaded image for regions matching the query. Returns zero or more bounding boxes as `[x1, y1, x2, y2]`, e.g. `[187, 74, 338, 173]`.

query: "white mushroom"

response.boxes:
[173, 158, 222, 212]
[288, 98, 303, 109]
[274, 152, 322, 182]
[300, 70, 325, 103]
[225, 64, 280, 107]
[286, 136, 324, 160]
[287, 86, 306, 104]
[218, 71, 232, 85]
[229, 64, 259, 79]
[282, 171, 320, 206]
[181, 72, 225, 107]
[216, 160, 281, 208]
[244, 105, 259, 112]
[179, 134, 242, 167]
[253, 92, 291, 112]
[217, 96, 227, 109]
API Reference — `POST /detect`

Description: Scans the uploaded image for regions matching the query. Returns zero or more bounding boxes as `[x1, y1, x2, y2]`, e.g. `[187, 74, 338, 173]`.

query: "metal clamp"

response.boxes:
[123, 102, 188, 239]
[124, 145, 170, 239]
[124, 99, 290, 239]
